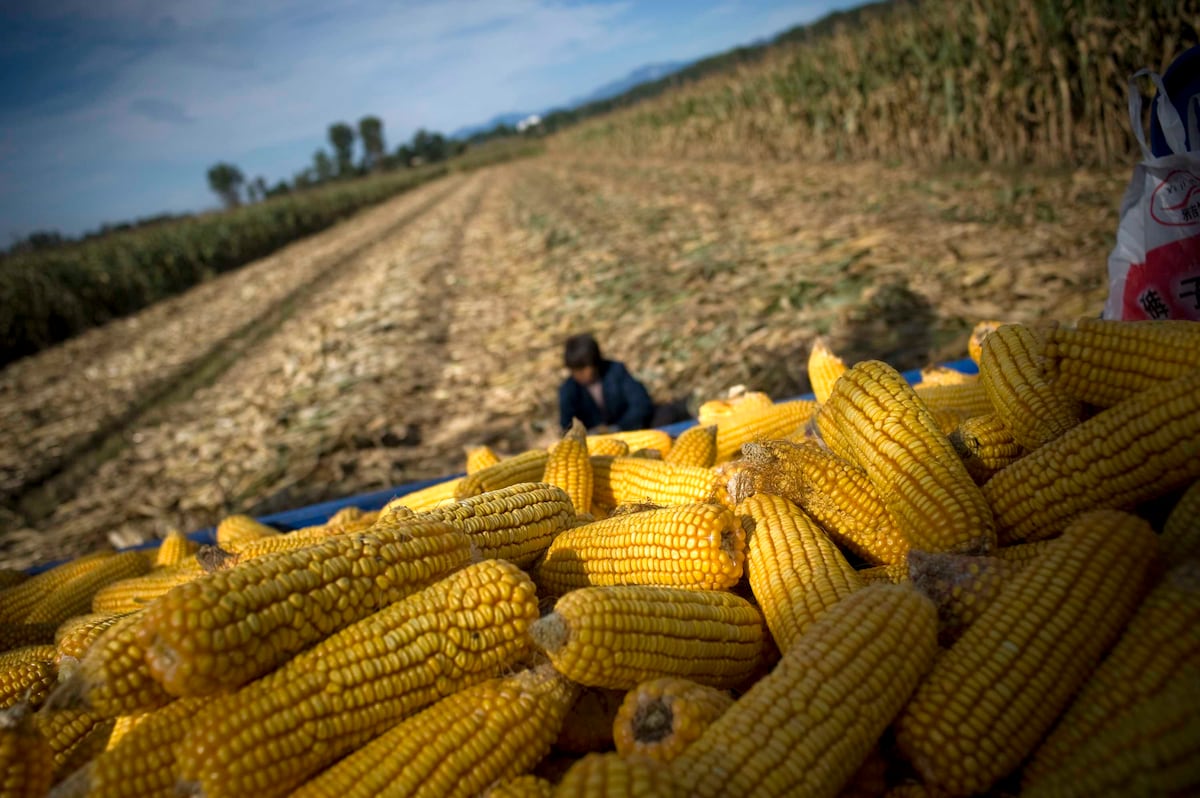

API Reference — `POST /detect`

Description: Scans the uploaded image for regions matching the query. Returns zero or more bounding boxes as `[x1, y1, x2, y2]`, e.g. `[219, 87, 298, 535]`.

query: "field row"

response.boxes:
[1, 155, 1127, 568]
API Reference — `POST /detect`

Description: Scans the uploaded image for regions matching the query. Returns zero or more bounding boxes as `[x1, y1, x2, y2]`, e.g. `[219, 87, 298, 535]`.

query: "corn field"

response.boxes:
[555, 0, 1198, 166]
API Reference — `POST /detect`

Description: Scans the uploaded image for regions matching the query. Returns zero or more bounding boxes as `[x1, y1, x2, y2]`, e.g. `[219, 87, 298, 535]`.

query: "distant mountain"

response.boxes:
[449, 60, 691, 141]
[565, 61, 690, 108]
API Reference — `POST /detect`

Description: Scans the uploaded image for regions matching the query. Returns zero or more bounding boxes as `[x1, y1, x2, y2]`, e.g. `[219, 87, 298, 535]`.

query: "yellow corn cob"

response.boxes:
[983, 369, 1200, 543]
[1021, 669, 1200, 798]
[663, 425, 717, 468]
[0, 645, 57, 710]
[697, 391, 774, 426]
[807, 338, 847, 404]
[918, 365, 973, 386]
[731, 440, 908, 565]
[51, 696, 205, 798]
[25, 552, 150, 627]
[0, 623, 57, 652]
[534, 502, 745, 595]
[1023, 559, 1200, 783]
[457, 450, 552, 499]
[545, 419, 595, 515]
[215, 524, 343, 565]
[588, 429, 672, 457]
[103, 711, 146, 751]
[605, 457, 722, 506]
[467, 444, 502, 473]
[554, 753, 677, 797]
[856, 562, 909, 584]
[89, 564, 205, 614]
[53, 613, 128, 666]
[418, 482, 574, 568]
[819, 360, 996, 556]
[0, 552, 113, 624]
[613, 677, 734, 763]
[738, 493, 862, 651]
[531, 585, 763, 690]
[291, 666, 578, 798]
[152, 530, 196, 568]
[714, 400, 818, 463]
[1042, 317, 1200, 407]
[968, 320, 1006, 366]
[910, 381, 993, 423]
[907, 550, 1025, 645]
[213, 514, 278, 546]
[137, 518, 472, 696]
[669, 584, 938, 798]
[587, 437, 630, 457]
[555, 687, 626, 754]
[1162, 480, 1200, 561]
[175, 559, 540, 798]
[53, 613, 172, 718]
[484, 775, 554, 798]
[948, 413, 1024, 484]
[894, 510, 1158, 795]
[840, 746, 889, 798]
[325, 506, 364, 526]
[978, 323, 1081, 450]
[389, 476, 465, 512]
[991, 539, 1056, 565]
[0, 570, 28, 591]
[0, 705, 53, 798]
[924, 405, 971, 435]
[32, 706, 112, 782]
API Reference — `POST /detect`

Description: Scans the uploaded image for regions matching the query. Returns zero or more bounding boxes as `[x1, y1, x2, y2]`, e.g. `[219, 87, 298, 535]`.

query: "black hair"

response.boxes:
[563, 333, 602, 370]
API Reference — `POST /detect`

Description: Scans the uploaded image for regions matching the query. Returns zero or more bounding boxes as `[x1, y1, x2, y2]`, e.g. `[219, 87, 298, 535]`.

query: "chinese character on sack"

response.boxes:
[1180, 276, 1200, 310]
[1139, 289, 1171, 319]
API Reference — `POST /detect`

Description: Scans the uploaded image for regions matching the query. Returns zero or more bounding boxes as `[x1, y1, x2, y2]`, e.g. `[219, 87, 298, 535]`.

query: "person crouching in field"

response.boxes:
[558, 333, 689, 433]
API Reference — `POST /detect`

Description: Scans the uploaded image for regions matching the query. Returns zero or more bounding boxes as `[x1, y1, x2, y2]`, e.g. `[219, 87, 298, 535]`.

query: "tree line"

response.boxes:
[206, 117, 467, 209]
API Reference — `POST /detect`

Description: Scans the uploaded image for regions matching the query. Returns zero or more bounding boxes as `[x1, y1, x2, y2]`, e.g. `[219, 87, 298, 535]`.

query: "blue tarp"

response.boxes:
[34, 357, 979, 569]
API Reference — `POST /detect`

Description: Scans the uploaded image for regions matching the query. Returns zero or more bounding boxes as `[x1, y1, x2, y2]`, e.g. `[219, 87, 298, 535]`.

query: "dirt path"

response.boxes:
[0, 155, 1129, 569]
[0, 175, 464, 520]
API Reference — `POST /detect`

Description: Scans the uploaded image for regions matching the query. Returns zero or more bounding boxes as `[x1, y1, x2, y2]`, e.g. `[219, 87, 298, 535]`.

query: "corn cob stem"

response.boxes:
[907, 550, 1025, 645]
[612, 677, 734, 763]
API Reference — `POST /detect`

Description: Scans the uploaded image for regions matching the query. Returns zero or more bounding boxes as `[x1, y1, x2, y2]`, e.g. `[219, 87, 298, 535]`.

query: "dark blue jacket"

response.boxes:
[559, 360, 653, 432]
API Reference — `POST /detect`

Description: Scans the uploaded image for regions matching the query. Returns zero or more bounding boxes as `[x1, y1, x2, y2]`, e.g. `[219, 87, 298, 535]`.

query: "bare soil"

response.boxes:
[0, 155, 1128, 569]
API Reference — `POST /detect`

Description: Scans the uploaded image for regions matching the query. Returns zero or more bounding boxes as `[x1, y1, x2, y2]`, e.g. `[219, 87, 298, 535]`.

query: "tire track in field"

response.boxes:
[0, 175, 465, 526]
[3, 174, 486, 568]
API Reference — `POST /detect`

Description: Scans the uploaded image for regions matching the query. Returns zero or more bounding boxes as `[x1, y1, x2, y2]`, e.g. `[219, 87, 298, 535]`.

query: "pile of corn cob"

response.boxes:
[1, 317, 1197, 797]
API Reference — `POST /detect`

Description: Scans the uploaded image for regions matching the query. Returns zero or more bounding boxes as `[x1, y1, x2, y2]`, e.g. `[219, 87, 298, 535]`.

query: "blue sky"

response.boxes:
[0, 1, 860, 243]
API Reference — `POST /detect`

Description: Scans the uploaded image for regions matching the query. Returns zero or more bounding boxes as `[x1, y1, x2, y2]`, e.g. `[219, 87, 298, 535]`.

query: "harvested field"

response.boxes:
[0, 155, 1127, 569]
